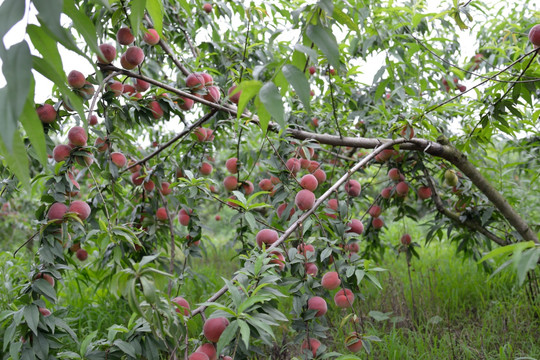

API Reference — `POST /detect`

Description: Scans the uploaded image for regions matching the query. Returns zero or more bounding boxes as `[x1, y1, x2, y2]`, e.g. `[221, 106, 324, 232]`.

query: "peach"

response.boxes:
[328, 198, 338, 211]
[375, 149, 394, 162]
[110, 152, 127, 167]
[258, 178, 274, 191]
[94, 137, 109, 152]
[203, 86, 221, 102]
[321, 271, 341, 290]
[35, 273, 55, 287]
[215, 215, 221, 221]
[133, 79, 150, 93]
[171, 296, 190, 316]
[203, 317, 229, 342]
[368, 205, 382, 218]
[301, 338, 321, 357]
[400, 124, 415, 139]
[156, 207, 168, 221]
[223, 176, 238, 191]
[418, 186, 431, 200]
[309, 66, 316, 75]
[69, 200, 91, 220]
[307, 296, 327, 317]
[125, 46, 144, 66]
[346, 242, 359, 253]
[203, 3, 212, 13]
[347, 219, 364, 235]
[195, 344, 216, 360]
[179, 96, 194, 111]
[401, 234, 411, 245]
[381, 186, 393, 199]
[178, 208, 191, 226]
[344, 180, 361, 197]
[53, 144, 71, 162]
[395, 181, 409, 196]
[300, 158, 310, 169]
[529, 24, 540, 46]
[312, 117, 319, 127]
[76, 248, 88, 261]
[372, 217, 384, 229]
[285, 158, 301, 173]
[297, 146, 315, 159]
[308, 161, 320, 173]
[295, 189, 315, 211]
[297, 244, 315, 257]
[68, 126, 87, 147]
[160, 182, 172, 195]
[120, 54, 136, 70]
[228, 85, 241, 104]
[305, 262, 318, 276]
[445, 169, 458, 186]
[131, 171, 144, 185]
[204, 128, 214, 141]
[117, 27, 134, 45]
[345, 332, 363, 352]
[269, 250, 285, 270]
[388, 168, 400, 181]
[123, 84, 136, 95]
[256, 229, 278, 248]
[37, 104, 57, 123]
[143, 29, 160, 45]
[89, 114, 98, 126]
[313, 169, 326, 184]
[75, 152, 93, 167]
[300, 174, 318, 191]
[225, 157, 238, 174]
[277, 203, 295, 220]
[68, 70, 86, 89]
[188, 353, 209, 360]
[334, 288, 355, 308]
[39, 307, 51, 317]
[186, 73, 205, 90]
[149, 101, 164, 119]
[97, 43, 116, 64]
[270, 176, 281, 185]
[241, 181, 254, 195]
[143, 180, 155, 192]
[108, 81, 124, 96]
[193, 127, 207, 142]
[200, 162, 213, 175]
[47, 203, 67, 222]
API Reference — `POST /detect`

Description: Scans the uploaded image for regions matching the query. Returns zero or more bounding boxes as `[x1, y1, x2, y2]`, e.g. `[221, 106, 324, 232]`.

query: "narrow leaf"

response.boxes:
[282, 64, 311, 113]
[259, 82, 284, 128]
[306, 24, 341, 70]
[146, 0, 164, 35]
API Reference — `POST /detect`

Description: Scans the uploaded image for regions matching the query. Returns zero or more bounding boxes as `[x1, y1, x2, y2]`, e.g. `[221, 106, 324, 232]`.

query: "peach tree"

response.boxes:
[0, 0, 539, 359]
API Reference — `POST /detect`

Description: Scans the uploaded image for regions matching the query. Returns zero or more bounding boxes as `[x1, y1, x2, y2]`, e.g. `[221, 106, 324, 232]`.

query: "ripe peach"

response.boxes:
[179, 96, 194, 111]
[241, 181, 254, 195]
[178, 208, 191, 226]
[117, 27, 134, 45]
[186, 73, 205, 90]
[97, 43, 116, 64]
[297, 243, 315, 257]
[195, 343, 216, 360]
[401, 234, 411, 245]
[200, 162, 213, 175]
[346, 242, 359, 253]
[277, 203, 295, 220]
[94, 137, 109, 152]
[171, 296, 190, 316]
[68, 70, 86, 89]
[35, 273, 55, 287]
[48, 203, 68, 223]
[215, 215, 221, 221]
[37, 104, 57, 123]
[68, 126, 87, 147]
[309, 66, 316, 75]
[143, 180, 155, 192]
[301, 338, 321, 357]
[300, 174, 318, 191]
[156, 207, 168, 221]
[53, 144, 71, 162]
[295, 189, 315, 211]
[79, 81, 95, 100]
[223, 176, 238, 191]
[75, 151, 94, 167]
[225, 157, 238, 173]
[381, 186, 393, 199]
[134, 79, 150, 92]
[321, 271, 341, 290]
[39, 307, 52, 317]
[131, 171, 144, 186]
[388, 168, 400, 181]
[400, 125, 415, 139]
[228, 85, 241, 104]
[345, 180, 361, 197]
[203, 3, 212, 13]
[327, 198, 338, 211]
[258, 178, 274, 191]
[188, 353, 209, 360]
[270, 250, 285, 270]
[110, 152, 127, 167]
[372, 217, 384, 229]
[160, 182, 172, 195]
[76, 248, 88, 261]
[345, 332, 363, 352]
[307, 296, 327, 317]
[256, 229, 278, 248]
[418, 186, 432, 200]
[69, 200, 91, 220]
[305, 262, 318, 276]
[125, 46, 144, 66]
[149, 101, 164, 119]
[203, 86, 221, 103]
[529, 24, 540, 46]
[375, 149, 394, 162]
[334, 288, 355, 308]
[368, 205, 382, 218]
[395, 181, 409, 197]
[285, 158, 301, 173]
[193, 127, 207, 142]
[123, 84, 136, 95]
[201, 72, 213, 86]
[108, 81, 124, 96]
[203, 317, 229, 342]
[347, 219, 364, 235]
[120, 54, 137, 70]
[89, 114, 98, 126]
[143, 29, 160, 45]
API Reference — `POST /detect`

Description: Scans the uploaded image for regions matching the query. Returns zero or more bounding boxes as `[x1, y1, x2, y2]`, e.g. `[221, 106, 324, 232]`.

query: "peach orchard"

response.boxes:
[0, 0, 539, 359]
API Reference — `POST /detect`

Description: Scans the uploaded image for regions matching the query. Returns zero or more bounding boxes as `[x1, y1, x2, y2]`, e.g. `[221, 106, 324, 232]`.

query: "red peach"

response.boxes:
[68, 70, 86, 89]
[149, 101, 164, 119]
[37, 104, 57, 124]
[179, 96, 194, 111]
[270, 176, 281, 185]
[188, 353, 209, 360]
[117, 27, 134, 45]
[35, 273, 55, 287]
[388, 168, 400, 181]
[69, 200, 91, 220]
[160, 182, 172, 195]
[228, 85, 241, 104]
[347, 219, 364, 235]
[68, 126, 87, 147]
[94, 137, 108, 152]
[178, 208, 191, 226]
[395, 181, 409, 197]
[381, 186, 393, 199]
[372, 217, 384, 229]
[345, 332, 363, 352]
[47, 203, 67, 222]
[368, 205, 382, 218]
[307, 296, 327, 317]
[123, 84, 136, 95]
[195, 343, 216, 360]
[305, 262, 318, 276]
[120, 54, 136, 70]
[143, 180, 155, 192]
[110, 152, 127, 167]
[256, 229, 278, 248]
[313, 169, 326, 185]
[529, 24, 540, 46]
[301, 338, 321, 357]
[156, 207, 168, 221]
[39, 307, 52, 317]
[186, 73, 205, 90]
[203, 317, 229, 342]
[171, 296, 190, 316]
[308, 66, 316, 75]
[200, 162, 213, 175]
[344, 180, 361, 197]
[215, 215, 221, 221]
[97, 43, 116, 64]
[328, 198, 338, 211]
[223, 176, 238, 191]
[201, 73, 213, 86]
[299, 174, 318, 191]
[76, 248, 88, 261]
[286, 158, 301, 173]
[143, 29, 160, 45]
[203, 3, 212, 13]
[134, 79, 150, 92]
[241, 181, 254, 195]
[401, 234, 411, 245]
[321, 271, 341, 290]
[125, 46, 145, 66]
[334, 288, 355, 308]
[418, 186, 432, 200]
[225, 158, 238, 174]
[108, 81, 124, 96]
[258, 178, 274, 191]
[297, 243, 315, 257]
[89, 114, 98, 126]
[203, 86, 221, 103]
[131, 171, 144, 186]
[53, 144, 71, 162]
[277, 203, 295, 220]
[295, 189, 315, 211]
[270, 250, 285, 270]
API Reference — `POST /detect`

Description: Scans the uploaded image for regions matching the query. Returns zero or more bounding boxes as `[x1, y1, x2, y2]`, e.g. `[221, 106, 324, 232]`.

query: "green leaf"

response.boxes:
[140, 276, 157, 303]
[216, 319, 238, 356]
[515, 247, 540, 286]
[254, 95, 270, 133]
[80, 330, 98, 356]
[26, 24, 64, 75]
[318, 0, 334, 14]
[259, 82, 284, 128]
[0, 0, 25, 52]
[306, 24, 341, 70]
[0, 41, 32, 152]
[244, 212, 256, 231]
[23, 305, 39, 335]
[477, 241, 535, 264]
[20, 81, 47, 166]
[282, 64, 311, 113]
[0, 130, 30, 189]
[146, 0, 164, 35]
[130, 0, 147, 38]
[237, 319, 250, 349]
[235, 80, 263, 119]
[114, 340, 137, 358]
[62, 2, 101, 62]
[332, 6, 359, 32]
